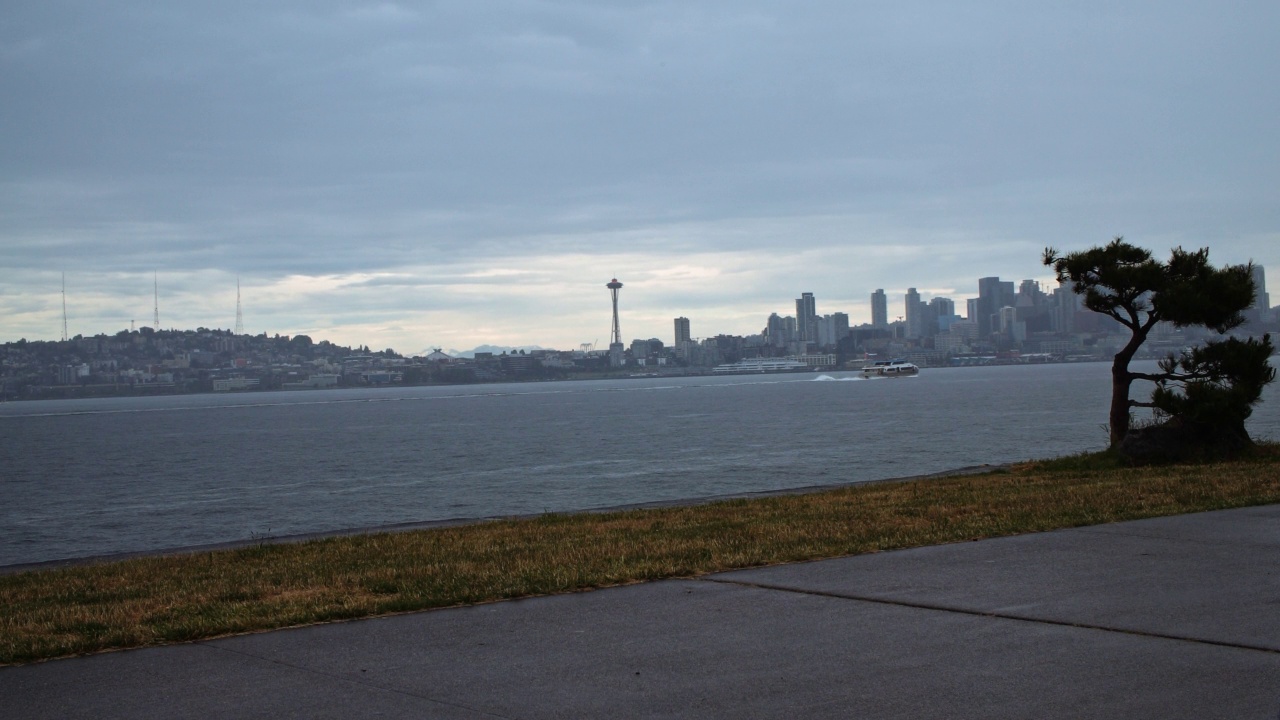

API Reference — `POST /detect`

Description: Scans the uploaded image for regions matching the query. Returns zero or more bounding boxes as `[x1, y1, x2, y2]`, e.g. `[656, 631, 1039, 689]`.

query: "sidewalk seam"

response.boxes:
[701, 577, 1280, 656]
[1078, 525, 1280, 553]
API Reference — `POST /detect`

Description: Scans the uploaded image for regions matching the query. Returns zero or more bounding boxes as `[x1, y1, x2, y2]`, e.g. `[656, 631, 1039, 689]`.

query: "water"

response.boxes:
[2, 362, 1277, 567]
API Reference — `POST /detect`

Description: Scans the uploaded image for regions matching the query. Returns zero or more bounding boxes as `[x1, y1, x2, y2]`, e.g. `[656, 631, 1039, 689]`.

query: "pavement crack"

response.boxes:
[195, 642, 518, 718]
[700, 576, 1280, 656]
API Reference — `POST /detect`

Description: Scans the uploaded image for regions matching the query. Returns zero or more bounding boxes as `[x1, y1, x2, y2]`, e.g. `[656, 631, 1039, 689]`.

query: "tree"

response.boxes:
[1043, 237, 1273, 448]
[1149, 334, 1274, 440]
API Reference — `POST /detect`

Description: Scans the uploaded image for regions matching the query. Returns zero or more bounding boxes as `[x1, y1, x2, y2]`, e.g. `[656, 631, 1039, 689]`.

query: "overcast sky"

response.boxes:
[3, 2, 1278, 353]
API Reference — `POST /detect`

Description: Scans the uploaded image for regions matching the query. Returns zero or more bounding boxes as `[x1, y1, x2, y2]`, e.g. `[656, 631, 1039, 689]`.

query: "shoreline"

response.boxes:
[3, 356, 1121, 404]
[0, 463, 1006, 576]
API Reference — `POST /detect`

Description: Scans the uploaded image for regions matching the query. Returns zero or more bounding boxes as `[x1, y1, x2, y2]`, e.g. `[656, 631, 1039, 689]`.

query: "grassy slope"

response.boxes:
[3, 447, 1279, 665]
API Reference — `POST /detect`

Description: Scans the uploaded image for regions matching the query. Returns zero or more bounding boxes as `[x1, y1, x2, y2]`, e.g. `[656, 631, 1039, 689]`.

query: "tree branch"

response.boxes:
[1128, 371, 1171, 382]
[1106, 308, 1136, 330]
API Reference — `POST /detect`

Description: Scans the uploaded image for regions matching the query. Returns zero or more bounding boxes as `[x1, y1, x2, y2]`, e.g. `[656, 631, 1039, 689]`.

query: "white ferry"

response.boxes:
[860, 359, 919, 378]
[712, 358, 811, 375]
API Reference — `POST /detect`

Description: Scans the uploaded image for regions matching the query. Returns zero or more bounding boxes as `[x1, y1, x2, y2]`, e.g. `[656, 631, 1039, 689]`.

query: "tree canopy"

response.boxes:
[1043, 237, 1273, 454]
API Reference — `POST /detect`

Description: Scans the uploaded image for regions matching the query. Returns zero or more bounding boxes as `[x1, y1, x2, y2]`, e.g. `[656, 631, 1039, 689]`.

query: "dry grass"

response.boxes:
[3, 447, 1279, 665]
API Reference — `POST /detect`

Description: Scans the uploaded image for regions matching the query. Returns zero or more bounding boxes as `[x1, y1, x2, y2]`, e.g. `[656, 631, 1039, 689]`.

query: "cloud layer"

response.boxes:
[4, 2, 1278, 350]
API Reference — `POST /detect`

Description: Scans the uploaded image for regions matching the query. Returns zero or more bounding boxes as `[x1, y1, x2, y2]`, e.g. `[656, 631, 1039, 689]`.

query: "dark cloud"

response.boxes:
[2, 2, 1278, 347]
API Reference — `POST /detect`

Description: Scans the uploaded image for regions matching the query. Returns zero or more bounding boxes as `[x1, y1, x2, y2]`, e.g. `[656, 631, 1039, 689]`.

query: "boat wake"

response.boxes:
[812, 375, 863, 382]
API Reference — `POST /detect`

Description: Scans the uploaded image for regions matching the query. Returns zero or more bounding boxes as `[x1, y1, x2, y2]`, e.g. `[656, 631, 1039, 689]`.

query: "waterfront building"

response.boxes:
[933, 331, 967, 354]
[948, 319, 978, 343]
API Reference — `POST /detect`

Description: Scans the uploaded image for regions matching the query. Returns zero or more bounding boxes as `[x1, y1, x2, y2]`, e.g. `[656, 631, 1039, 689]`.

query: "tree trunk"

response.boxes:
[1109, 362, 1133, 447]
[1109, 329, 1147, 447]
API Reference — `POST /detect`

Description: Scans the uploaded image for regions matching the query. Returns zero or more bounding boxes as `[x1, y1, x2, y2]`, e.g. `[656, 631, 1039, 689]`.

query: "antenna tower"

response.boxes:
[153, 272, 160, 329]
[605, 278, 624, 366]
[607, 278, 623, 346]
[234, 276, 244, 335]
[61, 272, 69, 341]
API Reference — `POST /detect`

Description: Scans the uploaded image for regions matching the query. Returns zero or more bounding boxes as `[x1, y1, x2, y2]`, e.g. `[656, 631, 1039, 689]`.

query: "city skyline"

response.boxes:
[19, 260, 1276, 356]
[4, 4, 1279, 352]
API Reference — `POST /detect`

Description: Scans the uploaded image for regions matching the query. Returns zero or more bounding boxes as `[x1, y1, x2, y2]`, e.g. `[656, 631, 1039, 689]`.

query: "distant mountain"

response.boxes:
[432, 344, 549, 358]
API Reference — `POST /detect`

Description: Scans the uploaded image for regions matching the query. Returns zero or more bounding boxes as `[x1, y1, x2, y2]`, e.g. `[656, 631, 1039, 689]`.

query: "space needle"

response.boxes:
[606, 278, 624, 367]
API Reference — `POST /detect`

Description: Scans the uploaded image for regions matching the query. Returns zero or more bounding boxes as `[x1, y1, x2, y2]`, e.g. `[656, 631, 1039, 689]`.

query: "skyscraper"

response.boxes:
[929, 297, 955, 318]
[871, 289, 887, 328]
[766, 313, 790, 347]
[1052, 281, 1079, 334]
[674, 317, 691, 346]
[1251, 266, 1271, 322]
[795, 292, 817, 344]
[976, 276, 1015, 339]
[904, 288, 922, 339]
[832, 312, 849, 344]
[929, 297, 955, 333]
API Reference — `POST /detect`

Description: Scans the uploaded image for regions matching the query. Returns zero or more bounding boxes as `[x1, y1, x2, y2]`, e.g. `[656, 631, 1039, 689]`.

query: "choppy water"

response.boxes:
[2, 362, 1277, 567]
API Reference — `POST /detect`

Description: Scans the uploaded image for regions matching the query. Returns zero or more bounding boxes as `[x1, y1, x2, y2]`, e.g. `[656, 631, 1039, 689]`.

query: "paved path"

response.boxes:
[4, 505, 1280, 718]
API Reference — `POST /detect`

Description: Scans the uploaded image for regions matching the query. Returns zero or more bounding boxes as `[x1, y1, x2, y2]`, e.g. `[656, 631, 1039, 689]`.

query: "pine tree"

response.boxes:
[1043, 237, 1274, 450]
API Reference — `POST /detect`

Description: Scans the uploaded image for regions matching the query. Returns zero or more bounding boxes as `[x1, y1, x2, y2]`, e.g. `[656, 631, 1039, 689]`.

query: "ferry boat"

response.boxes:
[860, 359, 919, 378]
[712, 358, 811, 375]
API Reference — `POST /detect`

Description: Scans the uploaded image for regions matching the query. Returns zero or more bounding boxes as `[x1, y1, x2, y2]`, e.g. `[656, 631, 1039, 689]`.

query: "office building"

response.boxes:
[904, 288, 922, 339]
[977, 276, 1015, 339]
[674, 317, 691, 346]
[796, 292, 817, 343]
[871, 289, 888, 328]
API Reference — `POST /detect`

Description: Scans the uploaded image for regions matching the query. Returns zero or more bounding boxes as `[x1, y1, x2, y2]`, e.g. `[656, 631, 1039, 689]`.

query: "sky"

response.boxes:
[3, 2, 1278, 354]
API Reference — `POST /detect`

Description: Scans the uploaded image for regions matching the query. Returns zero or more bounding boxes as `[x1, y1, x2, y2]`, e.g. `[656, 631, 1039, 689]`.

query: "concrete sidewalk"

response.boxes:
[4, 505, 1279, 719]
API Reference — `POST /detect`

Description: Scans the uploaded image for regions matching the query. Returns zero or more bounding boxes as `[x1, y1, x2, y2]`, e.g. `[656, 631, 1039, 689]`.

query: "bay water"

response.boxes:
[2, 361, 1277, 567]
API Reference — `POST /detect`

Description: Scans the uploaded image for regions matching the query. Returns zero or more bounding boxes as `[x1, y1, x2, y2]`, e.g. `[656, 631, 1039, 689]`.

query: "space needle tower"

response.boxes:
[606, 278, 625, 367]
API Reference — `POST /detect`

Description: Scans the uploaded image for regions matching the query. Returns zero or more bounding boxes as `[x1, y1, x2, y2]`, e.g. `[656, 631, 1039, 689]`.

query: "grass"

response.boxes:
[3, 445, 1280, 665]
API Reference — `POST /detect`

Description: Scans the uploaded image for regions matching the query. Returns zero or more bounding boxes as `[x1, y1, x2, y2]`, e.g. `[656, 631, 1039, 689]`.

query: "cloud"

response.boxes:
[2, 2, 1279, 351]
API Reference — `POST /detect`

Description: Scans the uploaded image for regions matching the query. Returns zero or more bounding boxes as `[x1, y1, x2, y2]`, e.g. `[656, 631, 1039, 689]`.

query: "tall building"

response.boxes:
[871, 289, 888, 328]
[1251, 266, 1271, 322]
[1052, 281, 1080, 334]
[766, 313, 788, 347]
[1018, 279, 1046, 306]
[929, 297, 956, 333]
[976, 276, 1015, 339]
[831, 312, 849, 344]
[674, 317, 691, 346]
[816, 313, 850, 348]
[904, 288, 922, 339]
[795, 292, 817, 343]
[999, 305, 1026, 343]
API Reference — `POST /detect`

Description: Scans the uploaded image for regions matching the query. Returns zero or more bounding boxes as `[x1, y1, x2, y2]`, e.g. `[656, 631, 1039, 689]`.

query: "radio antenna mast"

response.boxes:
[153, 272, 160, 329]
[234, 276, 244, 335]
[61, 272, 69, 341]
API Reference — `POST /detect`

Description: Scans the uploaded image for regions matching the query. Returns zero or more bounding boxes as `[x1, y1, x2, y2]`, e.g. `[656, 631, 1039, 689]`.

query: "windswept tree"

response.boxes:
[1043, 238, 1273, 449]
